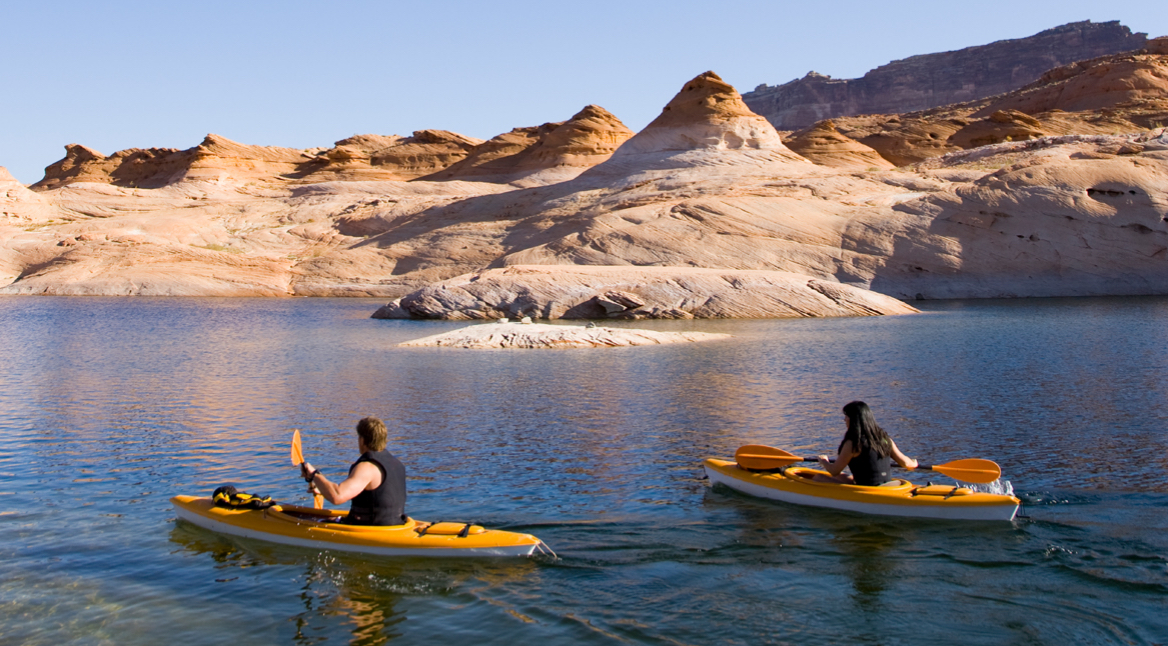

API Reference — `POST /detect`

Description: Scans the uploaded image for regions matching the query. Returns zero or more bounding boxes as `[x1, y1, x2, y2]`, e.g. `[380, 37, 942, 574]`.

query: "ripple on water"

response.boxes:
[3, 296, 1168, 644]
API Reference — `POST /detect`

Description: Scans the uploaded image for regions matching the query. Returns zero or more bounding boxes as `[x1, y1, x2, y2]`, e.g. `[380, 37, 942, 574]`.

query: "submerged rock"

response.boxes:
[397, 321, 730, 349]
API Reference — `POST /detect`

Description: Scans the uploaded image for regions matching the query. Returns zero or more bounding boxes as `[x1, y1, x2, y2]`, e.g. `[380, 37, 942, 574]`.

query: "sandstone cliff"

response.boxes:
[744, 20, 1148, 130]
[3, 66, 1168, 313]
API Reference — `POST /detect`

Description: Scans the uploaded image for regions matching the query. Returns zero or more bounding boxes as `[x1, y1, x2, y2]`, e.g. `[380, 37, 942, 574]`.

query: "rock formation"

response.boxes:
[375, 265, 920, 320]
[421, 105, 634, 185]
[3, 56, 1168, 310]
[744, 21, 1148, 130]
[783, 121, 894, 170]
[598, 71, 810, 173]
[31, 135, 316, 190]
[397, 320, 730, 349]
[30, 131, 486, 191]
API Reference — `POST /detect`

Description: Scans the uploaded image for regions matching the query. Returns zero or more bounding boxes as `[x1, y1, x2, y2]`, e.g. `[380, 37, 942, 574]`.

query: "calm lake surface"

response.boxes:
[1, 296, 1166, 645]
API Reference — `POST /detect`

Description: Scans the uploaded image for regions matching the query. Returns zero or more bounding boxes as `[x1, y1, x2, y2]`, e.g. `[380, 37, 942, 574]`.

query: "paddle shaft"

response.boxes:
[291, 430, 324, 509]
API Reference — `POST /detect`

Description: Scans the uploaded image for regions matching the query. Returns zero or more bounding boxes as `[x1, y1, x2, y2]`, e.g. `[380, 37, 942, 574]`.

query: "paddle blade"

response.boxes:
[290, 430, 304, 466]
[735, 444, 802, 470]
[929, 458, 1002, 484]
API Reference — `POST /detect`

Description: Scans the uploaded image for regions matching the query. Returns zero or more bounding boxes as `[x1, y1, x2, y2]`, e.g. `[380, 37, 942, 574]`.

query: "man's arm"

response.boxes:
[302, 461, 379, 505]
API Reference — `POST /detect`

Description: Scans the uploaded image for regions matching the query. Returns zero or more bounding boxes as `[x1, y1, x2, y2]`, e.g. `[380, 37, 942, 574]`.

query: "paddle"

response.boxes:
[291, 429, 324, 509]
[734, 444, 1002, 484]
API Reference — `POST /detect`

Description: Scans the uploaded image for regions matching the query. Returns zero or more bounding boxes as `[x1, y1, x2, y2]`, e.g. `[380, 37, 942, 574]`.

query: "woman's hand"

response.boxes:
[817, 454, 832, 468]
[300, 461, 315, 481]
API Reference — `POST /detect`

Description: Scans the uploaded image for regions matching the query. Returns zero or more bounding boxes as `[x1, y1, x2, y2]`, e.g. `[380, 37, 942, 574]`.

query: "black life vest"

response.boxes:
[847, 443, 892, 486]
[346, 450, 407, 526]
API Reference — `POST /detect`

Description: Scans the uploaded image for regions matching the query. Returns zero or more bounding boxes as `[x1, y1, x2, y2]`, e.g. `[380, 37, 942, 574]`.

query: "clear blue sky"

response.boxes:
[2, 0, 1165, 184]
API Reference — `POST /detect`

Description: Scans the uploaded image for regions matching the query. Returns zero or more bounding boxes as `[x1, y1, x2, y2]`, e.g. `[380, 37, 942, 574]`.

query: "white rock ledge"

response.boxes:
[398, 322, 731, 349]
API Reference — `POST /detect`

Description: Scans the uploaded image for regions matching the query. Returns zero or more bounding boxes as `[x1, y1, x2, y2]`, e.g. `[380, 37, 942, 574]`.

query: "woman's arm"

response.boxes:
[819, 440, 855, 477]
[888, 440, 918, 469]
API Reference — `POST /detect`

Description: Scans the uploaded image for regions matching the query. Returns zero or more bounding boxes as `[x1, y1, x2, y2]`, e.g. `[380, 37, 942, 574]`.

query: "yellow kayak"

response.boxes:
[704, 459, 1020, 521]
[172, 495, 548, 557]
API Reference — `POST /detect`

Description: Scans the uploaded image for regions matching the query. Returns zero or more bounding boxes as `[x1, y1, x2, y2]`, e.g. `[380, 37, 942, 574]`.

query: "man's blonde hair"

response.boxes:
[356, 417, 388, 452]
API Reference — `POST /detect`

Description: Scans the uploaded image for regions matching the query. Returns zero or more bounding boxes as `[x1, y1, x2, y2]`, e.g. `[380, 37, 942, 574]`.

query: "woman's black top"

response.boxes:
[346, 450, 407, 526]
[842, 440, 892, 486]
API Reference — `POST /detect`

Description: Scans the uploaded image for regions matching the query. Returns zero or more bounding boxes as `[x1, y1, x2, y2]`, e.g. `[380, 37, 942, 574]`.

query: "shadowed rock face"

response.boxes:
[744, 20, 1148, 130]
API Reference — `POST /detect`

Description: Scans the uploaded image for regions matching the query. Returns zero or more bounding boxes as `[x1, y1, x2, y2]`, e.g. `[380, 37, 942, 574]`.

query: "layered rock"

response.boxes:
[376, 266, 920, 320]
[824, 48, 1168, 165]
[744, 21, 1148, 130]
[398, 320, 730, 348]
[295, 130, 483, 182]
[421, 105, 635, 185]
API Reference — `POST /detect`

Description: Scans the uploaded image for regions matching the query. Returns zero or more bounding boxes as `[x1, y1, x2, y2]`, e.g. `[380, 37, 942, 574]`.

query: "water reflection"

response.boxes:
[832, 526, 898, 611]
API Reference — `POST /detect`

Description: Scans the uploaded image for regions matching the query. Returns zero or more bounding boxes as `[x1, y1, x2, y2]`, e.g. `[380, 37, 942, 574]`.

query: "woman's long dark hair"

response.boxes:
[840, 401, 892, 458]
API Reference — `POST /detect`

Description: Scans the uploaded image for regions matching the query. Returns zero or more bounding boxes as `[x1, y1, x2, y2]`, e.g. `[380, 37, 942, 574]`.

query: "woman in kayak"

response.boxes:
[300, 417, 408, 525]
[815, 401, 918, 485]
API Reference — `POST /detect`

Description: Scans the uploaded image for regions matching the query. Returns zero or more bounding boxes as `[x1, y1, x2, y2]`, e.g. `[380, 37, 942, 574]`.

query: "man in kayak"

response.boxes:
[299, 417, 408, 525]
[815, 401, 918, 485]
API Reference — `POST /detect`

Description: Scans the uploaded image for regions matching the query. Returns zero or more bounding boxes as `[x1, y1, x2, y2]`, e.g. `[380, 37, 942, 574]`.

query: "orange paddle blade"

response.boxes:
[928, 458, 1001, 484]
[735, 444, 803, 470]
[290, 430, 304, 466]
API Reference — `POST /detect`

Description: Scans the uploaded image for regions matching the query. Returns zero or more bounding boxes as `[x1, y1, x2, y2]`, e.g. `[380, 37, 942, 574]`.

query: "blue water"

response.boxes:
[1, 296, 1165, 645]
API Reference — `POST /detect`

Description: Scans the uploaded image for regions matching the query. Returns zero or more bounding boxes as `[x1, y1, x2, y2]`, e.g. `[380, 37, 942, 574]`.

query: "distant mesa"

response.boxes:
[744, 20, 1150, 130]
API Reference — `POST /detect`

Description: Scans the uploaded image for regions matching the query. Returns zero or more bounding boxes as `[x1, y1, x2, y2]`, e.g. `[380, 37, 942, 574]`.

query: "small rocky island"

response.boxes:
[398, 320, 730, 349]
